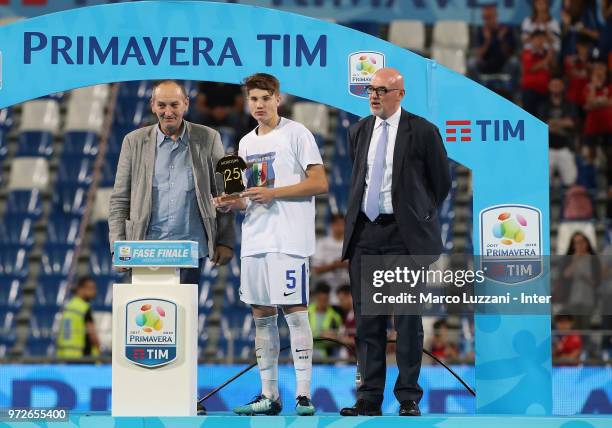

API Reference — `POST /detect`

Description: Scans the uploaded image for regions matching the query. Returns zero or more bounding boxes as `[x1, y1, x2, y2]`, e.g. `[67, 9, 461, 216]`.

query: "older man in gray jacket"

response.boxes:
[109, 80, 234, 284]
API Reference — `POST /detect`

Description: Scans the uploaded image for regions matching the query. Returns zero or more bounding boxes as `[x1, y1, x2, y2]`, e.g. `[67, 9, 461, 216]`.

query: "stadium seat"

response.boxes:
[16, 131, 54, 158]
[29, 305, 61, 338]
[0, 308, 16, 334]
[340, 21, 381, 37]
[292, 102, 331, 139]
[93, 221, 110, 248]
[198, 279, 213, 311]
[113, 99, 150, 128]
[65, 100, 106, 134]
[556, 221, 597, 255]
[19, 99, 60, 134]
[433, 20, 470, 49]
[63, 131, 99, 158]
[56, 156, 94, 187]
[99, 161, 117, 187]
[0, 107, 14, 130]
[8, 157, 50, 190]
[0, 276, 23, 309]
[70, 84, 110, 105]
[0, 129, 7, 161]
[91, 275, 115, 309]
[91, 188, 113, 222]
[51, 185, 88, 215]
[223, 275, 242, 306]
[118, 80, 152, 100]
[432, 47, 467, 75]
[35, 275, 70, 306]
[6, 190, 43, 219]
[0, 335, 16, 358]
[46, 214, 82, 245]
[0, 246, 28, 278]
[41, 244, 76, 276]
[0, 215, 34, 249]
[24, 337, 55, 357]
[89, 246, 119, 276]
[388, 20, 426, 53]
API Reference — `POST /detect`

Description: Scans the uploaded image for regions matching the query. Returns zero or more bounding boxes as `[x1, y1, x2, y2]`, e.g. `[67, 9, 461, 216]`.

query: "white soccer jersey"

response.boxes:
[238, 117, 323, 258]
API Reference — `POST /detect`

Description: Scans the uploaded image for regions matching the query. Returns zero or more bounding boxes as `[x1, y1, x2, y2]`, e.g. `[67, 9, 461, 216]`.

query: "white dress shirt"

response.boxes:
[361, 107, 401, 215]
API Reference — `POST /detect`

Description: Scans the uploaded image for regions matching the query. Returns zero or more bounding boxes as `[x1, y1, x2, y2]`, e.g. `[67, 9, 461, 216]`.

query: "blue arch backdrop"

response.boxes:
[0, 1, 551, 415]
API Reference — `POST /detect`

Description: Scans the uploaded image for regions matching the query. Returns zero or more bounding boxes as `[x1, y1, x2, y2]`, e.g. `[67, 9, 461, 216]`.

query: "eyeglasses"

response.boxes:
[366, 86, 402, 96]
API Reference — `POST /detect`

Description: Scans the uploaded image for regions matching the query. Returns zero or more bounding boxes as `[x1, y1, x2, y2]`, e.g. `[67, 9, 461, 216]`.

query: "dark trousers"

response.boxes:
[180, 257, 204, 285]
[348, 214, 424, 405]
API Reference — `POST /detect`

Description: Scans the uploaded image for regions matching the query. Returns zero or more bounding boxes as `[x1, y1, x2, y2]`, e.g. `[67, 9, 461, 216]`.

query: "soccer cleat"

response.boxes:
[233, 394, 282, 416]
[295, 395, 316, 416]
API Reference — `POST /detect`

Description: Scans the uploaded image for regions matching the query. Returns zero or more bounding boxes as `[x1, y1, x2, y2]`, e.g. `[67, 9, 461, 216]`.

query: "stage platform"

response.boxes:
[1, 413, 611, 427]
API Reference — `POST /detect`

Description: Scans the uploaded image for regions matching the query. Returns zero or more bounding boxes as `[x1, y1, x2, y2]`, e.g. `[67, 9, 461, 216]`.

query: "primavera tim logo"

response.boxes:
[479, 204, 542, 284]
[125, 298, 177, 368]
[348, 51, 384, 98]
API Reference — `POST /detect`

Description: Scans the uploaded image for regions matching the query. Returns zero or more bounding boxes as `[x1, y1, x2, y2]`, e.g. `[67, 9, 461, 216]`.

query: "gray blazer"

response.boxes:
[108, 121, 235, 256]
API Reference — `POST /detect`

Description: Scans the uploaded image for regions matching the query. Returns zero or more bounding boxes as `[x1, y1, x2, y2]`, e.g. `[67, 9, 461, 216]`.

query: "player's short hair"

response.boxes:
[336, 284, 351, 296]
[314, 282, 331, 295]
[74, 276, 95, 293]
[243, 73, 280, 95]
[151, 80, 188, 100]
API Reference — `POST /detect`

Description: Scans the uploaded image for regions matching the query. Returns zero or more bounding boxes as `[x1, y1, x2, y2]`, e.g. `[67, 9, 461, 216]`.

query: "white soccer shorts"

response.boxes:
[240, 253, 310, 306]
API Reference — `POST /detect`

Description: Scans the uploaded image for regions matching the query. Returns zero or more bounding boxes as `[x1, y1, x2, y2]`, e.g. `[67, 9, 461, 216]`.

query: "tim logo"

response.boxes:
[125, 298, 177, 368]
[445, 120, 525, 142]
[480, 204, 542, 285]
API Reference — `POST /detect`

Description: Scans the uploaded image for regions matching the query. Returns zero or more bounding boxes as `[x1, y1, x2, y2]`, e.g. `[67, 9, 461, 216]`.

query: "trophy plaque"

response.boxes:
[215, 154, 247, 201]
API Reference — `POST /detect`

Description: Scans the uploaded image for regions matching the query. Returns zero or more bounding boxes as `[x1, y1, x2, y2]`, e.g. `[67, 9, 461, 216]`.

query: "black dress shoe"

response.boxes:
[197, 402, 207, 415]
[340, 399, 382, 416]
[399, 400, 421, 416]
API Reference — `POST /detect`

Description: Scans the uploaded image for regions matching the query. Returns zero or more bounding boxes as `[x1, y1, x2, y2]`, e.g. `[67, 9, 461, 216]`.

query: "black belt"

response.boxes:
[359, 212, 396, 225]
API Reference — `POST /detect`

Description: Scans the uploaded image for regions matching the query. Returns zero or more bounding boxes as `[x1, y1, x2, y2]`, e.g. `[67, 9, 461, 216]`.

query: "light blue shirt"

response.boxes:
[146, 123, 208, 258]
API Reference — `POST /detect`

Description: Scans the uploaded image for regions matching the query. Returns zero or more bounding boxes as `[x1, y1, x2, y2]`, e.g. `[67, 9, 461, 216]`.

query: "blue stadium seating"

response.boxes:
[0, 107, 14, 130]
[198, 279, 213, 310]
[113, 99, 149, 128]
[46, 213, 82, 245]
[220, 305, 253, 339]
[89, 246, 120, 276]
[24, 337, 55, 357]
[0, 245, 29, 278]
[223, 276, 242, 306]
[99, 160, 117, 187]
[51, 185, 88, 215]
[0, 129, 7, 161]
[35, 275, 70, 306]
[56, 156, 94, 186]
[16, 131, 54, 158]
[0, 335, 16, 358]
[340, 21, 381, 36]
[0, 276, 23, 309]
[0, 215, 34, 249]
[6, 190, 43, 219]
[118, 80, 152, 100]
[91, 275, 115, 310]
[41, 244, 76, 276]
[29, 305, 60, 338]
[63, 131, 99, 158]
[0, 308, 16, 334]
[93, 221, 110, 249]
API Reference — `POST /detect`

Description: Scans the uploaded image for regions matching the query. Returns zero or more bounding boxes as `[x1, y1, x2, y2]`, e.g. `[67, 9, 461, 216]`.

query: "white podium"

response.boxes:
[111, 241, 199, 417]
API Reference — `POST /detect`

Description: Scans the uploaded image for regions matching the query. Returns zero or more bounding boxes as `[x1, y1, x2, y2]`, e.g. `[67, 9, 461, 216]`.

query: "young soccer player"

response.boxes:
[215, 73, 328, 415]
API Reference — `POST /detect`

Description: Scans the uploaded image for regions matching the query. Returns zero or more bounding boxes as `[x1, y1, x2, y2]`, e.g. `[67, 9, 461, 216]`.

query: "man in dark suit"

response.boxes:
[340, 68, 451, 416]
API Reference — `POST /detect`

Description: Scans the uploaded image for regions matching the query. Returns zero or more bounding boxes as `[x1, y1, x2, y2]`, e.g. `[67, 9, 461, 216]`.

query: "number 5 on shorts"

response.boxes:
[286, 269, 296, 289]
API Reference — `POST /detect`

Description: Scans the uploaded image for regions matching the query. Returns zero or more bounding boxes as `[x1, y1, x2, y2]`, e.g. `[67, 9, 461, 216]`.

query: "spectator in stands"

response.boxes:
[56, 276, 100, 359]
[553, 314, 583, 365]
[311, 214, 349, 303]
[558, 232, 601, 322]
[538, 77, 578, 187]
[561, 0, 601, 59]
[425, 319, 459, 364]
[108, 80, 235, 286]
[336, 285, 356, 349]
[564, 36, 593, 108]
[308, 282, 343, 360]
[469, 4, 517, 77]
[521, 30, 554, 115]
[521, 0, 561, 53]
[193, 81, 251, 151]
[583, 60, 612, 212]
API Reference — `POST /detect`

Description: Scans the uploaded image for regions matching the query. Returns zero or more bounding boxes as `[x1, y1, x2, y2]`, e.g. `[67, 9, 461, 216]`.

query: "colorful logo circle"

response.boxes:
[491, 212, 527, 245]
[134, 304, 166, 333]
[355, 55, 378, 75]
